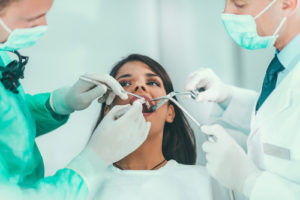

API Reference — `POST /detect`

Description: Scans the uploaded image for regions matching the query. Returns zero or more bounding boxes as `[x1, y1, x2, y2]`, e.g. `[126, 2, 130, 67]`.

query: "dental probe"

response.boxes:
[79, 75, 146, 103]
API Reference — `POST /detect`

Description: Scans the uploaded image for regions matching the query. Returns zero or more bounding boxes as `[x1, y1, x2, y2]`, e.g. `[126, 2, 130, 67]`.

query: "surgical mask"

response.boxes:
[0, 18, 48, 51]
[221, 0, 287, 50]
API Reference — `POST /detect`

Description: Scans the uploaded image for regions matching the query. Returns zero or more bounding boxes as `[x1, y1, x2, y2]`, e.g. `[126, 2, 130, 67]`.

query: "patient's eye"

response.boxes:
[147, 79, 161, 87]
[119, 80, 131, 87]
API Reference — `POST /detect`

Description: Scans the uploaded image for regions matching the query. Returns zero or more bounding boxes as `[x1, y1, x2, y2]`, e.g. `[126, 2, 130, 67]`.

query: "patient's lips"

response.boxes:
[129, 95, 154, 115]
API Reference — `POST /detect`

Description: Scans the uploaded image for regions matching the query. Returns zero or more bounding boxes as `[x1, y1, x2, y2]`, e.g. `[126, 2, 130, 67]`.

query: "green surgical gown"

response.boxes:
[0, 51, 88, 199]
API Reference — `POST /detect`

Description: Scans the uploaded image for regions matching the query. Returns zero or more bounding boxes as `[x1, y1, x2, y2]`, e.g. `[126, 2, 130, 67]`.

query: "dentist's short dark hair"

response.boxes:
[0, 0, 20, 14]
[93, 54, 197, 165]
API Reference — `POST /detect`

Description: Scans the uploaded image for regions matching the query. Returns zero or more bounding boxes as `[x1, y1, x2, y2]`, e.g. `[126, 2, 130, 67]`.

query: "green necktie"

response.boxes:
[256, 55, 285, 111]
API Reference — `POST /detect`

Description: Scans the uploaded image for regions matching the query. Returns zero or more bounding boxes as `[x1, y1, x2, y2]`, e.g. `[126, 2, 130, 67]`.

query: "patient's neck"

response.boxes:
[114, 131, 166, 170]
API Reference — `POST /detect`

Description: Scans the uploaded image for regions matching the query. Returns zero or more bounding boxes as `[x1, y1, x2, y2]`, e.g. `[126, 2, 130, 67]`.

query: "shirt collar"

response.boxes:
[276, 33, 300, 72]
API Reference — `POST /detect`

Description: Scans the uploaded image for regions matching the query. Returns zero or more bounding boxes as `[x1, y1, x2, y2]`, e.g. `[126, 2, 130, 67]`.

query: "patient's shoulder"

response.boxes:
[164, 160, 209, 178]
[165, 160, 207, 170]
[162, 160, 211, 193]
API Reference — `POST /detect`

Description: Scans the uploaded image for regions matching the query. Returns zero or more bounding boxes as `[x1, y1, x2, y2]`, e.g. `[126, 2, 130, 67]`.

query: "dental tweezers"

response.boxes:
[149, 91, 217, 143]
[149, 89, 204, 112]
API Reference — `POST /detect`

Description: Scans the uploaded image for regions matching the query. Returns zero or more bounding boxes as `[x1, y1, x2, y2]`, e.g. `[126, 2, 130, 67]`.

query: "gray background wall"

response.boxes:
[20, 0, 275, 176]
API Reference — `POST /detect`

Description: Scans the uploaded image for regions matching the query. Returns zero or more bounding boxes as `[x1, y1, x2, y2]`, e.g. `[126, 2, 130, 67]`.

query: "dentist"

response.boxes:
[185, 0, 300, 199]
[0, 0, 150, 199]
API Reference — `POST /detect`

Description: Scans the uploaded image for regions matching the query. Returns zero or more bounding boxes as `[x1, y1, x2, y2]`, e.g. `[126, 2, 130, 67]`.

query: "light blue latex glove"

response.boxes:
[51, 73, 128, 115]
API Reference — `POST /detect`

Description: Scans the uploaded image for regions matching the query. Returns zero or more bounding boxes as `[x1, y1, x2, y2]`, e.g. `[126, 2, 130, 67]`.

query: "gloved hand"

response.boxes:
[185, 68, 232, 103]
[88, 101, 151, 164]
[67, 101, 151, 198]
[51, 73, 128, 115]
[201, 124, 261, 196]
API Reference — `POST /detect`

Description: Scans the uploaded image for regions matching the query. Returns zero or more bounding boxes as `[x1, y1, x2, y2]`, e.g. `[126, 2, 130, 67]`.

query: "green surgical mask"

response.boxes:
[0, 18, 48, 51]
[221, 0, 287, 50]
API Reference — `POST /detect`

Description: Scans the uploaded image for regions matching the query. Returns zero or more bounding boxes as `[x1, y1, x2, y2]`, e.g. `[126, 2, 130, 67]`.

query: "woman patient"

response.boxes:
[94, 54, 212, 199]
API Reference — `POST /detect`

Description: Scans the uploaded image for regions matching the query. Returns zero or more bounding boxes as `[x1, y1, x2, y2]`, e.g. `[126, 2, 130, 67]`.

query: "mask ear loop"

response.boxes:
[273, 16, 287, 36]
[0, 18, 12, 33]
[254, 0, 278, 20]
[253, 0, 287, 38]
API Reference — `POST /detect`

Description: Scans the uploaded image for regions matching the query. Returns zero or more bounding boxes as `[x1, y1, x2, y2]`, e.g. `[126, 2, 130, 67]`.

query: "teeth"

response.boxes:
[145, 101, 150, 110]
[142, 101, 152, 113]
[129, 96, 153, 113]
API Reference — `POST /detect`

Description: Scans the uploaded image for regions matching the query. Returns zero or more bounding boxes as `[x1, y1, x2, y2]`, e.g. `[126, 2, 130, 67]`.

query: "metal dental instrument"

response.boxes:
[79, 75, 146, 103]
[149, 88, 205, 112]
[80, 75, 214, 141]
[79, 75, 147, 120]
[149, 90, 217, 143]
[124, 91, 146, 103]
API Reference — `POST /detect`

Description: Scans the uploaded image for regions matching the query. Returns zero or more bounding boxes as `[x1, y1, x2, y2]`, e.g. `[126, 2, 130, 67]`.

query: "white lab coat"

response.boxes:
[219, 60, 300, 200]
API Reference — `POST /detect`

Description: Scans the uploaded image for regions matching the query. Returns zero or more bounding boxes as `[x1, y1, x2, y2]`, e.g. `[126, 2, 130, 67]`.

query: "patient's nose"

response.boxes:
[134, 85, 146, 92]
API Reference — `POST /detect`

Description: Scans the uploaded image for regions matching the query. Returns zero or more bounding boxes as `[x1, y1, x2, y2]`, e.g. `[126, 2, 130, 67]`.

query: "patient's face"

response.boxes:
[106, 61, 175, 138]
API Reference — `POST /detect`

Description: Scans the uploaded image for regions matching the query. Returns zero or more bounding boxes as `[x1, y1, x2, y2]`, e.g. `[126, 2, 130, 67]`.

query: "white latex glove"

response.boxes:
[185, 68, 232, 103]
[201, 124, 261, 196]
[51, 73, 128, 115]
[67, 101, 151, 198]
[88, 101, 151, 164]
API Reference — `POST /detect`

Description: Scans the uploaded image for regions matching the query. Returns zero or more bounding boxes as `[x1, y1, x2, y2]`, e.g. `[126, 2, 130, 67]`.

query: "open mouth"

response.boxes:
[129, 95, 154, 114]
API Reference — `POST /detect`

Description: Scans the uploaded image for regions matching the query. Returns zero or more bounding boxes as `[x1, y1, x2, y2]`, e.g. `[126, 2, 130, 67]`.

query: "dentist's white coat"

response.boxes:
[217, 60, 300, 200]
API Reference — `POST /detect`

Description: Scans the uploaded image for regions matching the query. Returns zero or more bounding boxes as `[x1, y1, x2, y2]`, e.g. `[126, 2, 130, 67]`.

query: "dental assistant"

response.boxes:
[0, 0, 150, 199]
[185, 0, 300, 199]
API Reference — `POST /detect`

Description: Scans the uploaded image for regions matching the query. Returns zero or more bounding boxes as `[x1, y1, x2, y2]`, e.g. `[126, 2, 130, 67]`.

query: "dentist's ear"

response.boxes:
[281, 0, 298, 14]
[165, 104, 175, 123]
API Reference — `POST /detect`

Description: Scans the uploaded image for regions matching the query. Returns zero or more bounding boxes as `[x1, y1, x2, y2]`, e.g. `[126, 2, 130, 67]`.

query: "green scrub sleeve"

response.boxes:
[0, 168, 89, 200]
[0, 148, 109, 200]
[25, 93, 70, 137]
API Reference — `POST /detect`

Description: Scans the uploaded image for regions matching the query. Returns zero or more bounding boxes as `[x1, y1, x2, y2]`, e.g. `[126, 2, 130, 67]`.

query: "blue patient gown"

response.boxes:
[0, 51, 88, 199]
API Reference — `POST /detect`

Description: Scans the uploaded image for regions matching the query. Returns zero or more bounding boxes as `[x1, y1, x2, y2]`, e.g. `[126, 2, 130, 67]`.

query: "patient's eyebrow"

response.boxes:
[146, 73, 159, 77]
[117, 74, 131, 80]
[117, 73, 159, 80]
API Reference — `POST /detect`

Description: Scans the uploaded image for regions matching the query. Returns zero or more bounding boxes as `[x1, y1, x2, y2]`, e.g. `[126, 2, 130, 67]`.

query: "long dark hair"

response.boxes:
[93, 54, 196, 165]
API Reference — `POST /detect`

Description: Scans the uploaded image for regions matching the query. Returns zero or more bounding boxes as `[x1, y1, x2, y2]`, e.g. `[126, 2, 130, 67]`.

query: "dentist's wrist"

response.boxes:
[243, 170, 262, 198]
[67, 148, 109, 199]
[51, 87, 74, 115]
[45, 97, 69, 121]
[218, 85, 233, 110]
